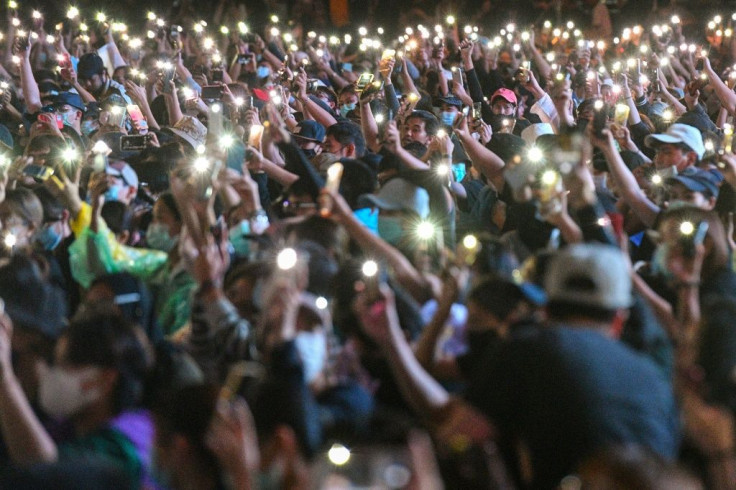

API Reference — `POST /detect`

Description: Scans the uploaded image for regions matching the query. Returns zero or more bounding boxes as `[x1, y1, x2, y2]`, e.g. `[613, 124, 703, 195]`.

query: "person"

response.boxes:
[76, 53, 131, 104]
[0, 311, 152, 485]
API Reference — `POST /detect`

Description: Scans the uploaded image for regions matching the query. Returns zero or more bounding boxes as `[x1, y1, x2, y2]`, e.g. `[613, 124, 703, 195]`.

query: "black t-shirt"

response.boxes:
[465, 324, 679, 488]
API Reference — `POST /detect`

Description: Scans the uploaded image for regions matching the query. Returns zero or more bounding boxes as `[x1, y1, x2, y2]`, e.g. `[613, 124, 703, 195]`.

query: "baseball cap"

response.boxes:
[490, 88, 517, 106]
[169, 115, 207, 149]
[53, 91, 86, 112]
[435, 95, 463, 108]
[545, 243, 632, 310]
[665, 166, 720, 198]
[291, 120, 326, 143]
[520, 122, 555, 146]
[77, 53, 105, 80]
[357, 177, 430, 219]
[601, 78, 614, 88]
[106, 160, 140, 190]
[644, 123, 705, 160]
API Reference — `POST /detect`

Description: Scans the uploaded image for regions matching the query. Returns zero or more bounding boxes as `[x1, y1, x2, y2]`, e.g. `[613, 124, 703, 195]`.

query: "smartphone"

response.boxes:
[472, 102, 482, 121]
[23, 164, 54, 182]
[613, 104, 630, 126]
[201, 85, 224, 100]
[356, 73, 374, 91]
[360, 80, 384, 99]
[695, 58, 704, 71]
[342, 62, 352, 72]
[38, 112, 63, 129]
[320, 162, 344, 217]
[361, 260, 381, 304]
[592, 102, 608, 138]
[104, 107, 127, 129]
[237, 54, 249, 65]
[120, 134, 152, 151]
[212, 69, 224, 83]
[451, 67, 463, 87]
[498, 117, 516, 134]
[381, 49, 396, 61]
[208, 103, 224, 141]
[242, 95, 253, 110]
[161, 66, 176, 94]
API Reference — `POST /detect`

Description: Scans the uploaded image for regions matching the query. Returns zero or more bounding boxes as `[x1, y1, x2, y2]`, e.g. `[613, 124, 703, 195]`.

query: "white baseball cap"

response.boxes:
[645, 123, 705, 160]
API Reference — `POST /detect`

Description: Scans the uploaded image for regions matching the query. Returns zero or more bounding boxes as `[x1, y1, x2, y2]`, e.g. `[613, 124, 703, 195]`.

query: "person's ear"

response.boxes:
[686, 151, 697, 167]
[345, 142, 356, 157]
[118, 230, 131, 245]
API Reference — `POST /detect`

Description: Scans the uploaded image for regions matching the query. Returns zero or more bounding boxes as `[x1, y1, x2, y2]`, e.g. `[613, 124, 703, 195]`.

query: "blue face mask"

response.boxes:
[440, 111, 456, 126]
[81, 120, 97, 136]
[377, 216, 403, 246]
[340, 103, 356, 117]
[104, 185, 123, 202]
[36, 224, 62, 251]
[60, 111, 74, 127]
[256, 66, 271, 79]
[229, 220, 251, 258]
[146, 223, 177, 252]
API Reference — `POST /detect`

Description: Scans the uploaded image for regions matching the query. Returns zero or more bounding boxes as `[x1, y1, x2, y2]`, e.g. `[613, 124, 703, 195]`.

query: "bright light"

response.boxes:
[541, 170, 558, 186]
[680, 221, 695, 235]
[446, 15, 456, 25]
[436, 129, 447, 138]
[147, 12, 157, 20]
[705, 140, 715, 152]
[110, 105, 123, 115]
[651, 174, 663, 185]
[416, 221, 435, 240]
[662, 109, 673, 121]
[32, 10, 42, 19]
[7, 0, 16, 9]
[671, 15, 680, 24]
[358, 26, 367, 36]
[62, 148, 77, 161]
[328, 444, 351, 466]
[362, 260, 378, 277]
[67, 6, 79, 19]
[528, 146, 543, 162]
[96, 12, 106, 22]
[594, 99, 604, 111]
[92, 141, 111, 154]
[374, 113, 385, 124]
[220, 26, 229, 35]
[193, 156, 210, 172]
[238, 22, 247, 34]
[277, 248, 298, 270]
[436, 163, 450, 177]
[462, 234, 478, 250]
[4, 233, 16, 248]
[220, 134, 235, 148]
[270, 14, 279, 23]
[315, 296, 328, 310]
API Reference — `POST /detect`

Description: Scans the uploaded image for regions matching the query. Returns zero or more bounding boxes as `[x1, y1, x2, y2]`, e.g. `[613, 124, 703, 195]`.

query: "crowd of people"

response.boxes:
[0, 0, 734, 488]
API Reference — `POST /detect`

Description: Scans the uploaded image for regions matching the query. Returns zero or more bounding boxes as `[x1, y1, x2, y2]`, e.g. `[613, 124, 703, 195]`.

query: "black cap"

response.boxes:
[77, 53, 105, 80]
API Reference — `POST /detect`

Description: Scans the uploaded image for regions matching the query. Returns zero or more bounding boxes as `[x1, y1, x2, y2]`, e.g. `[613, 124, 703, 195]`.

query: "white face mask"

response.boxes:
[294, 330, 327, 384]
[38, 365, 103, 419]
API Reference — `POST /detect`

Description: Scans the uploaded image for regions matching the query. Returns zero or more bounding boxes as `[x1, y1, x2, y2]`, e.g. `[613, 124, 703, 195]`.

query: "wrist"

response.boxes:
[675, 279, 700, 289]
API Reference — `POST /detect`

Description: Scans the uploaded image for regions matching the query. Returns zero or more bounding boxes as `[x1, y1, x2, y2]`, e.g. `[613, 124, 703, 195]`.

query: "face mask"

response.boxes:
[229, 220, 251, 258]
[147, 223, 177, 252]
[104, 185, 123, 202]
[294, 330, 327, 384]
[81, 120, 97, 136]
[60, 112, 74, 127]
[440, 111, 456, 126]
[36, 224, 62, 251]
[651, 243, 673, 280]
[340, 103, 356, 117]
[377, 216, 403, 246]
[38, 365, 102, 419]
[256, 66, 271, 78]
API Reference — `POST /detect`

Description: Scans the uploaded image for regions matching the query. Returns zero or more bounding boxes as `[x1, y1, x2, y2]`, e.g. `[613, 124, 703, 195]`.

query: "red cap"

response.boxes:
[252, 88, 270, 102]
[491, 88, 518, 106]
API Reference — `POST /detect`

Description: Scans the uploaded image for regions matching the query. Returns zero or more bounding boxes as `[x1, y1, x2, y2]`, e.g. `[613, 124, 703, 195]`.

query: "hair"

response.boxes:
[287, 216, 346, 260]
[547, 300, 618, 323]
[2, 188, 44, 229]
[658, 205, 730, 278]
[152, 384, 219, 474]
[63, 312, 153, 414]
[326, 121, 366, 157]
[406, 110, 439, 137]
[468, 277, 527, 321]
[33, 186, 65, 223]
[101, 201, 134, 235]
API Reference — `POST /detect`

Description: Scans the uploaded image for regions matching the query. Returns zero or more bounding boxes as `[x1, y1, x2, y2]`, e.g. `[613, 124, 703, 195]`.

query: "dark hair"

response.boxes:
[152, 384, 219, 473]
[63, 312, 152, 413]
[2, 187, 44, 229]
[406, 110, 439, 137]
[101, 201, 134, 235]
[326, 122, 366, 157]
[33, 186, 65, 223]
[468, 277, 527, 321]
[547, 300, 617, 323]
